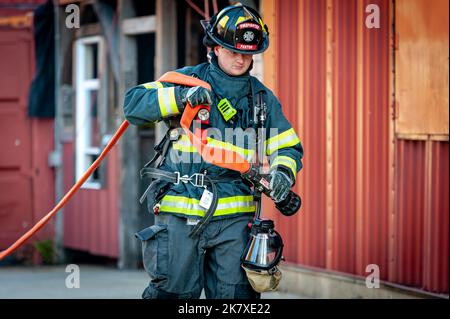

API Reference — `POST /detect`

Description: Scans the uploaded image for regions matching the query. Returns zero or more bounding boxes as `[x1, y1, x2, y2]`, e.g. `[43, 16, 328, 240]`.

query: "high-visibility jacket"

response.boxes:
[124, 54, 303, 220]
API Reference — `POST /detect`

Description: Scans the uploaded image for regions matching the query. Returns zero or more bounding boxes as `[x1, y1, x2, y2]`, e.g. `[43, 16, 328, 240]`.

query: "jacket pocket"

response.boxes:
[135, 224, 169, 281]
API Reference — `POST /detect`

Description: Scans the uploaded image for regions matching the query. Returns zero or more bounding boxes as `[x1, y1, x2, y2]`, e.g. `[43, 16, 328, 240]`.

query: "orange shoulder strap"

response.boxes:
[158, 71, 211, 90]
[158, 72, 251, 174]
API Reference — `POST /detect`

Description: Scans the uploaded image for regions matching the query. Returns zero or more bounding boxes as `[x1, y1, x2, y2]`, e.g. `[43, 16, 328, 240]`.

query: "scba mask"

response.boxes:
[241, 219, 284, 292]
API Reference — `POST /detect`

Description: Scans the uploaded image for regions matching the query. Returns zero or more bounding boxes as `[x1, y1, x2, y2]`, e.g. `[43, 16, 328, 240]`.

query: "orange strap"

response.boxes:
[159, 72, 251, 173]
[0, 71, 251, 260]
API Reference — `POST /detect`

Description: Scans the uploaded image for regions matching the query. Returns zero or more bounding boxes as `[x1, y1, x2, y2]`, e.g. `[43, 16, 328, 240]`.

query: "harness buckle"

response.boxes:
[174, 172, 191, 185]
[174, 172, 206, 188]
[190, 173, 205, 187]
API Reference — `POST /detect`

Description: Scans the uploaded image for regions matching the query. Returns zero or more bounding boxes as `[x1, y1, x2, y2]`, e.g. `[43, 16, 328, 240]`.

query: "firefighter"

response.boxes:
[124, 3, 303, 299]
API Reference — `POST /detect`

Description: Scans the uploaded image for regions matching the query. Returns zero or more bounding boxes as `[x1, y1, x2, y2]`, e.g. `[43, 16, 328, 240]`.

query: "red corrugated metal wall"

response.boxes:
[394, 140, 449, 292]
[62, 143, 119, 258]
[426, 141, 449, 292]
[394, 140, 426, 287]
[264, 0, 449, 294]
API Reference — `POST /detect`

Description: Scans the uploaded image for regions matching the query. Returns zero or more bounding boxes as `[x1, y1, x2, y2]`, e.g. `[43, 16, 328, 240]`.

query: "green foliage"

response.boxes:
[33, 239, 56, 264]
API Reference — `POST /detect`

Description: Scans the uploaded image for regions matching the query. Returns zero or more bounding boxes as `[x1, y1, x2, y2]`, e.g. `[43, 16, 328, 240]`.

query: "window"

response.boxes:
[75, 36, 105, 189]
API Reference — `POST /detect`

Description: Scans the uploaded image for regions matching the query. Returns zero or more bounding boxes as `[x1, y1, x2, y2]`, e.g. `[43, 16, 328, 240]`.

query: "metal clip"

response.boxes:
[190, 173, 205, 187]
[174, 172, 191, 185]
[169, 128, 182, 141]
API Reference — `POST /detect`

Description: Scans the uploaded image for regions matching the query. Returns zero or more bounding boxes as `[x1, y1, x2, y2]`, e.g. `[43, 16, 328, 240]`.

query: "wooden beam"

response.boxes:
[155, 0, 177, 142]
[0, 13, 33, 28]
[75, 23, 101, 38]
[156, 0, 177, 77]
[122, 16, 156, 35]
[117, 0, 141, 270]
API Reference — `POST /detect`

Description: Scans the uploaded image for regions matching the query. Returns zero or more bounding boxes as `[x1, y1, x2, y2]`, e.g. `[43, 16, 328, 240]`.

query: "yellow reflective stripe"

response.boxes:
[142, 81, 164, 89]
[271, 155, 297, 179]
[159, 205, 204, 216]
[217, 195, 254, 203]
[259, 18, 267, 34]
[235, 16, 247, 26]
[173, 135, 255, 160]
[162, 195, 254, 205]
[172, 143, 197, 152]
[214, 205, 256, 216]
[207, 137, 255, 160]
[265, 128, 300, 156]
[218, 15, 229, 28]
[172, 136, 255, 159]
[172, 135, 198, 153]
[157, 87, 179, 118]
[159, 195, 256, 217]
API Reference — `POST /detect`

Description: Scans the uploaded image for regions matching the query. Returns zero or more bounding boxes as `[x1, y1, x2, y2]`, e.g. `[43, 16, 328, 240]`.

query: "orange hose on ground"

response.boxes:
[0, 121, 129, 260]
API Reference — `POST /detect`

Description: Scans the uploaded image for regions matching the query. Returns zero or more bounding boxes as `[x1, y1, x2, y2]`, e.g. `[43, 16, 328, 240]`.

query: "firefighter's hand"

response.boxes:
[269, 169, 293, 203]
[179, 86, 212, 107]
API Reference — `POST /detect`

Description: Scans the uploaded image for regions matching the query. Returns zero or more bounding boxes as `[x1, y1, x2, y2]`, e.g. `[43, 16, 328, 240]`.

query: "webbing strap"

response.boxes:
[139, 167, 238, 237]
[158, 71, 251, 174]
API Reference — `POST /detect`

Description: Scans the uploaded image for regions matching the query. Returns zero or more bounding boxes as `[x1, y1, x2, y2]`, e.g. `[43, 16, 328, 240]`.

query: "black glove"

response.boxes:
[269, 169, 293, 203]
[179, 86, 212, 107]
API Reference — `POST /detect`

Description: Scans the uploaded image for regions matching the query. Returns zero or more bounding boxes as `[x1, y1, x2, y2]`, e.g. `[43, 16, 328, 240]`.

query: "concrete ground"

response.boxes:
[0, 265, 305, 299]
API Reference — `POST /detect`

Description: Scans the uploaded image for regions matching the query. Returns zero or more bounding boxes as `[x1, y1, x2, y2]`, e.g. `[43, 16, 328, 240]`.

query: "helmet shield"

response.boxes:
[201, 4, 269, 54]
[234, 22, 263, 51]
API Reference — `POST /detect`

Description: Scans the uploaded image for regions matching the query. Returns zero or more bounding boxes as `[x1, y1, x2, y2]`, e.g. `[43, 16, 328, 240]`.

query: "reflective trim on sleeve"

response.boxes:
[141, 81, 164, 89]
[157, 87, 179, 118]
[265, 128, 300, 156]
[270, 155, 297, 179]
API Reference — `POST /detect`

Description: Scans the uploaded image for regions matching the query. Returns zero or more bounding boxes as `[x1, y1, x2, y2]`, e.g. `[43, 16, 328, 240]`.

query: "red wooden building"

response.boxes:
[0, 0, 55, 261]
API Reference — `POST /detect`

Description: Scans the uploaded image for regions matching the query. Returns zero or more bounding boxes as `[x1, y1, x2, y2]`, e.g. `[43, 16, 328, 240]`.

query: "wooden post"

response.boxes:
[117, 0, 140, 269]
[155, 0, 178, 143]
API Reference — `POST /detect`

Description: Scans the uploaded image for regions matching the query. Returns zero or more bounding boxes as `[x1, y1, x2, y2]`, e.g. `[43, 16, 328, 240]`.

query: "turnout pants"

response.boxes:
[136, 214, 260, 299]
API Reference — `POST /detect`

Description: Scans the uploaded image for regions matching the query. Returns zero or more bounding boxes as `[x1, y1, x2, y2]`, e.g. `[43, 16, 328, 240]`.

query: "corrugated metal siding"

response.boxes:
[272, 0, 301, 265]
[331, 0, 358, 274]
[264, 0, 448, 293]
[357, 0, 391, 280]
[270, 0, 391, 275]
[394, 140, 426, 287]
[426, 141, 449, 292]
[62, 142, 119, 258]
[395, 140, 449, 293]
[295, 0, 328, 268]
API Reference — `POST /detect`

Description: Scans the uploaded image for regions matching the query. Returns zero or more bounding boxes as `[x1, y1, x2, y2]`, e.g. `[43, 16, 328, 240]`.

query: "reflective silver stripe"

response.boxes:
[265, 128, 300, 156]
[271, 155, 297, 178]
[159, 195, 256, 217]
[142, 81, 163, 89]
[157, 87, 179, 118]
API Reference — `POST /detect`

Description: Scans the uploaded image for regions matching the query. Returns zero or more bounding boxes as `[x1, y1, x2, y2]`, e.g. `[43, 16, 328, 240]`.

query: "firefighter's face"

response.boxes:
[214, 46, 253, 76]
